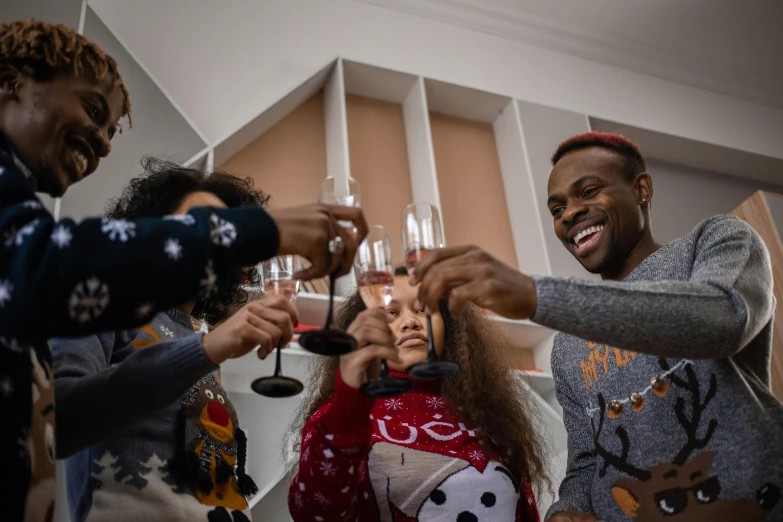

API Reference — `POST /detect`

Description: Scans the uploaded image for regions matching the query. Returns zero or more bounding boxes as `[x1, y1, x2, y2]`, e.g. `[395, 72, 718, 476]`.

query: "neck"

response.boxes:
[177, 301, 196, 316]
[601, 227, 660, 281]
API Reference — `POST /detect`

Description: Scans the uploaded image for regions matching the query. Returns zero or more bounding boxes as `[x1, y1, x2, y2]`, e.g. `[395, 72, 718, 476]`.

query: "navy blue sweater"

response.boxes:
[0, 132, 279, 522]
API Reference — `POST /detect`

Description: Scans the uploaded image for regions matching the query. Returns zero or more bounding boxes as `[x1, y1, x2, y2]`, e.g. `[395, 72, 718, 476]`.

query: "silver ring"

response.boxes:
[328, 236, 345, 255]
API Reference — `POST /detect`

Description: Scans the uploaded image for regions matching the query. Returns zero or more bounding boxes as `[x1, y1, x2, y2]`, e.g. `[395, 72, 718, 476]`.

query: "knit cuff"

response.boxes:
[217, 206, 280, 265]
[530, 275, 578, 332]
[320, 368, 375, 446]
[164, 333, 218, 389]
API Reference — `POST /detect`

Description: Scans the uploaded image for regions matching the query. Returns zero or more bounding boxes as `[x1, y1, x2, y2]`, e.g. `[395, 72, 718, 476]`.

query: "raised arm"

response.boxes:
[52, 332, 215, 458]
[288, 370, 377, 521]
[532, 216, 773, 358]
[53, 297, 297, 457]
[414, 216, 773, 359]
[0, 162, 276, 339]
[0, 158, 367, 340]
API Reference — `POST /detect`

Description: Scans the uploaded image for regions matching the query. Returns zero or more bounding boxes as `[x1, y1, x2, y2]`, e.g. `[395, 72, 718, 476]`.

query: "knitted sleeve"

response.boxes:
[51, 331, 215, 458]
[0, 155, 278, 341]
[288, 369, 378, 521]
[532, 215, 774, 359]
[544, 339, 596, 520]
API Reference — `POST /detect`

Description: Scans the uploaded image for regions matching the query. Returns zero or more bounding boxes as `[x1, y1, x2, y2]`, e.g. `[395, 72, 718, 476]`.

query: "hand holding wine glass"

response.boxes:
[354, 225, 414, 397]
[251, 255, 305, 398]
[298, 176, 362, 356]
[411, 245, 538, 319]
[401, 203, 461, 379]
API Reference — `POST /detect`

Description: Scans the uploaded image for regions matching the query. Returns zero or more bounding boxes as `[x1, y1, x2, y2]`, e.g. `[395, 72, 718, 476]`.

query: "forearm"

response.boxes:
[532, 217, 773, 359]
[289, 372, 375, 520]
[54, 335, 215, 457]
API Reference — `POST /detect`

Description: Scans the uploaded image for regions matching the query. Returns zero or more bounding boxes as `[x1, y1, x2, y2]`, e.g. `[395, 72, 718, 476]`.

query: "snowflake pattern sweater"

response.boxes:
[52, 310, 253, 522]
[288, 369, 539, 522]
[0, 131, 278, 522]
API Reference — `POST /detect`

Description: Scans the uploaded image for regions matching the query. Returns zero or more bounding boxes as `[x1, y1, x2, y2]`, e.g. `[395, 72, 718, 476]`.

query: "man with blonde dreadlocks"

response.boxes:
[0, 19, 368, 522]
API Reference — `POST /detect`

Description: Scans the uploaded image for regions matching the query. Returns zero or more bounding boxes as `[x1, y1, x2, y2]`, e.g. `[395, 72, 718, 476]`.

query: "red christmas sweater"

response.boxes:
[288, 369, 539, 522]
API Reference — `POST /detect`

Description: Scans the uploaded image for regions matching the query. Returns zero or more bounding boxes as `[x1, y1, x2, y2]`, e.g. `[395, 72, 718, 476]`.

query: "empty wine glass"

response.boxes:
[401, 203, 461, 379]
[298, 176, 360, 356]
[354, 226, 413, 397]
[251, 256, 305, 398]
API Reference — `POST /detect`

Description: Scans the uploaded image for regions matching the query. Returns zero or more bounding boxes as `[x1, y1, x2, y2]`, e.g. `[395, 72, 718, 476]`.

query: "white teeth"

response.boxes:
[73, 150, 88, 176]
[574, 225, 604, 246]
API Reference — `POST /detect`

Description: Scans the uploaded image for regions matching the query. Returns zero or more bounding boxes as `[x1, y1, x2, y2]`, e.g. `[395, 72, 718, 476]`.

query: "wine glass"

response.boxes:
[298, 176, 360, 356]
[401, 203, 461, 379]
[251, 256, 305, 398]
[354, 226, 414, 397]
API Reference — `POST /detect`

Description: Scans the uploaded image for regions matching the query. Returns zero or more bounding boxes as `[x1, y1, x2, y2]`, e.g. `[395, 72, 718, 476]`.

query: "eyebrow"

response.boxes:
[547, 175, 605, 205]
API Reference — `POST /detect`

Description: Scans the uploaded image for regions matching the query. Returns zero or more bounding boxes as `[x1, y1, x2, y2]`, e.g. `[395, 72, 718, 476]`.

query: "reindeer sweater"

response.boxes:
[0, 132, 279, 522]
[288, 369, 540, 522]
[533, 216, 783, 522]
[52, 310, 254, 522]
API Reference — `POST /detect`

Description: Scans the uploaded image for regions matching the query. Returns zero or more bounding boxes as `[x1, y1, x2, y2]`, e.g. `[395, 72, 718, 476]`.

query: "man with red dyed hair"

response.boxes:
[412, 132, 783, 521]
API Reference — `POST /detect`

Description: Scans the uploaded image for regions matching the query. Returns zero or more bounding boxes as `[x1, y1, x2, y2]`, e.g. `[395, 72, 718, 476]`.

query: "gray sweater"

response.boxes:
[533, 216, 783, 522]
[52, 310, 254, 522]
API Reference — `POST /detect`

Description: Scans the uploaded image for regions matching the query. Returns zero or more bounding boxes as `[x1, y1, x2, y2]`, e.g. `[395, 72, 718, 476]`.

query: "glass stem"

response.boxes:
[273, 343, 283, 377]
[380, 359, 390, 378]
[325, 273, 337, 330]
[426, 315, 438, 362]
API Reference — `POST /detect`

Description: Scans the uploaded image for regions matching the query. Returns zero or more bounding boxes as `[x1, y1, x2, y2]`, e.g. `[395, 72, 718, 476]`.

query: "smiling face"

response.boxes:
[547, 146, 652, 277]
[0, 66, 124, 197]
[386, 275, 446, 372]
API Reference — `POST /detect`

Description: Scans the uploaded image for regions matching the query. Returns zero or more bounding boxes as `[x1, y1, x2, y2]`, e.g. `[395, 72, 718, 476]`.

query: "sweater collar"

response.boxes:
[389, 369, 443, 396]
[164, 308, 195, 329]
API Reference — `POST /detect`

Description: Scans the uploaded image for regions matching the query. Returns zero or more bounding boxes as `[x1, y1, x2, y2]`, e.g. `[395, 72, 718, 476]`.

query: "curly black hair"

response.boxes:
[106, 156, 270, 326]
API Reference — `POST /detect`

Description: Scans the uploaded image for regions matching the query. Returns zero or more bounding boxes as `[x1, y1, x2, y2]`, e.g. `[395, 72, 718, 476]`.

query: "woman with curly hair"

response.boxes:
[288, 266, 550, 521]
[50, 159, 297, 522]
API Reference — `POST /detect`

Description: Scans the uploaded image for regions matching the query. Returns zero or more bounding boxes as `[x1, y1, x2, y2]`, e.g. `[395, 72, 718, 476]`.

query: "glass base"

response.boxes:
[407, 359, 461, 379]
[251, 376, 304, 398]
[298, 329, 357, 356]
[360, 377, 414, 398]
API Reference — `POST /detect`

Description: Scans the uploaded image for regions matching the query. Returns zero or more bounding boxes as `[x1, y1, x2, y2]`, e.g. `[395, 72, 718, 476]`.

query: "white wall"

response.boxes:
[87, 0, 783, 162]
[647, 159, 783, 244]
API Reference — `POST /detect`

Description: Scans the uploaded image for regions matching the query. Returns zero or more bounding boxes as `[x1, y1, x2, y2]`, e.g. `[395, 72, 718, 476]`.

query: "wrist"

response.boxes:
[201, 332, 225, 365]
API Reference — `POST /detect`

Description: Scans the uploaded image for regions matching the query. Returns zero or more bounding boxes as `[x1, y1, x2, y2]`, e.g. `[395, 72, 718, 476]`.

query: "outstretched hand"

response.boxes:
[268, 204, 369, 280]
[411, 245, 538, 319]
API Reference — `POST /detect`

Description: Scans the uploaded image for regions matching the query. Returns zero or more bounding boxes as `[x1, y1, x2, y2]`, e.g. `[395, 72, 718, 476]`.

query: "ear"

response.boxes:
[612, 478, 641, 517]
[0, 63, 24, 98]
[633, 172, 653, 205]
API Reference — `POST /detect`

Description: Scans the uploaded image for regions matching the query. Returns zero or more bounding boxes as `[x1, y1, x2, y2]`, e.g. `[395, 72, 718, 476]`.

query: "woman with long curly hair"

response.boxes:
[288, 266, 550, 521]
[50, 158, 299, 522]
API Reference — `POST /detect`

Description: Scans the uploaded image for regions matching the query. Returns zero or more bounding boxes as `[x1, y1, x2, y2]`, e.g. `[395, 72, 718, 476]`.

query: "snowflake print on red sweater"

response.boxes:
[289, 369, 539, 522]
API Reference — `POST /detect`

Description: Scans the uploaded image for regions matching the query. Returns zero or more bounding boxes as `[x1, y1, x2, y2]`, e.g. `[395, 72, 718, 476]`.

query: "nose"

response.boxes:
[207, 400, 229, 427]
[89, 126, 112, 158]
[400, 311, 423, 333]
[561, 201, 588, 225]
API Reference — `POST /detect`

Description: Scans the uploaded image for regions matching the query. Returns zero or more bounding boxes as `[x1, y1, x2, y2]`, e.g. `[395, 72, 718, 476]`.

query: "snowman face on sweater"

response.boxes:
[368, 442, 519, 522]
[418, 461, 519, 521]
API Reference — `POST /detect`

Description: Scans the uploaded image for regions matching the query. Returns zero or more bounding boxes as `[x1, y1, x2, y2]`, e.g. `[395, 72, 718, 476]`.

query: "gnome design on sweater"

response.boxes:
[176, 374, 257, 511]
[24, 347, 56, 522]
[368, 441, 519, 521]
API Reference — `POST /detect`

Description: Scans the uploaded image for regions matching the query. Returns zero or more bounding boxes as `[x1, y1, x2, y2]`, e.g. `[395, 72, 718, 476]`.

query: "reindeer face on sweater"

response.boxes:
[185, 378, 236, 445]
